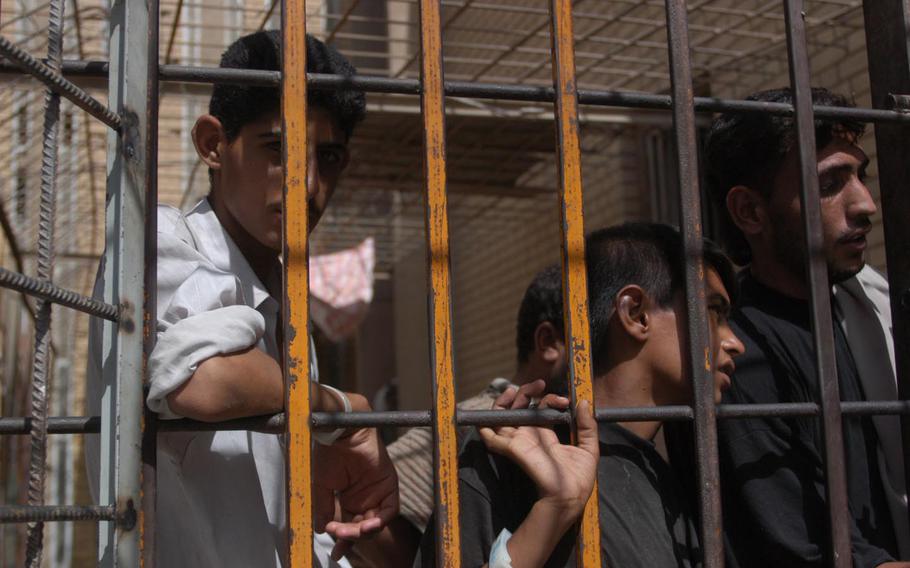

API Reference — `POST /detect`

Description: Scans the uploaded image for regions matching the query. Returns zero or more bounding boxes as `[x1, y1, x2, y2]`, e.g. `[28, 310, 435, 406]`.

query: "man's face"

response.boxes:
[765, 138, 875, 285]
[648, 268, 744, 404]
[215, 106, 349, 251]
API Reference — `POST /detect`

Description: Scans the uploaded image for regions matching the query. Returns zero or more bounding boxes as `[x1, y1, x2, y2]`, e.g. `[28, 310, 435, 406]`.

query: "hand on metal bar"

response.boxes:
[312, 391, 400, 562]
[477, 379, 599, 567]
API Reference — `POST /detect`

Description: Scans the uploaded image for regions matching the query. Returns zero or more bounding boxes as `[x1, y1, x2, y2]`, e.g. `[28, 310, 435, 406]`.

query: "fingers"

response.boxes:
[574, 400, 599, 458]
[313, 485, 336, 533]
[536, 393, 570, 411]
[492, 386, 518, 409]
[508, 379, 547, 409]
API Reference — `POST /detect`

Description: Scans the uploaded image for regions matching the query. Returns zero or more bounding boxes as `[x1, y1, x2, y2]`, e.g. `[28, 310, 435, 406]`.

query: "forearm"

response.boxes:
[501, 499, 580, 568]
[167, 346, 364, 421]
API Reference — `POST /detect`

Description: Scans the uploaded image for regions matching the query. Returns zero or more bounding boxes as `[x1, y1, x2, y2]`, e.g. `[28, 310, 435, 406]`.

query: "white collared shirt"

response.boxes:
[85, 199, 346, 568]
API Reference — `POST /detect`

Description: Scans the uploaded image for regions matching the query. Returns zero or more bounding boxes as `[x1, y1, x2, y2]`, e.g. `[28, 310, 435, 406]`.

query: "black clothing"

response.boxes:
[419, 422, 700, 568]
[719, 273, 897, 568]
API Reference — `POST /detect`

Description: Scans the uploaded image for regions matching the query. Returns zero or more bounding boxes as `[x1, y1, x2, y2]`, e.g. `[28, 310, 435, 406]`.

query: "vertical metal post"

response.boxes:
[861, 0, 910, 549]
[416, 1, 461, 566]
[142, 1, 161, 565]
[282, 2, 315, 567]
[546, 2, 601, 567]
[24, 0, 64, 565]
[97, 0, 150, 565]
[663, 0, 724, 565]
[782, 0, 851, 565]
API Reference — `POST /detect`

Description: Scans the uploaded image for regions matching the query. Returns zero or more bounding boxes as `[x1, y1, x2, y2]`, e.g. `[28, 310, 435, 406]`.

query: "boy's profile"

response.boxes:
[86, 31, 397, 568]
[420, 222, 744, 567]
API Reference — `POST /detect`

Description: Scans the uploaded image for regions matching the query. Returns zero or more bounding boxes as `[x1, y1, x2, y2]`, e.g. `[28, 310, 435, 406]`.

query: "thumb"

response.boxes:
[574, 400, 599, 458]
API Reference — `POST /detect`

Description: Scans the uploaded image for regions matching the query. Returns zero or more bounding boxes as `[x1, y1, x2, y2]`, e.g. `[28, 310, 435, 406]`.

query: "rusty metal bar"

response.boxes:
[0, 37, 121, 130]
[3, 401, 910, 437]
[663, 0, 724, 565]
[8, 60, 910, 124]
[416, 0, 462, 565]
[24, 1, 65, 563]
[782, 0, 852, 564]
[0, 267, 120, 321]
[141, 1, 161, 565]
[281, 1, 315, 566]
[547, 1, 602, 566]
[0, 506, 120, 524]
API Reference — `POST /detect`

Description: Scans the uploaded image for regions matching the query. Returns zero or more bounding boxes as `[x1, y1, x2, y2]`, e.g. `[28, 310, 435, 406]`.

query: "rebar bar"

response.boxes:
[0, 268, 120, 321]
[0, 36, 121, 130]
[24, 1, 64, 563]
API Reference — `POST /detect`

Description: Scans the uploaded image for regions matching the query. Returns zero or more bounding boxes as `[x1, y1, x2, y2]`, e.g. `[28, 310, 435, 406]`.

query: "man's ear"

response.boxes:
[533, 321, 564, 363]
[614, 285, 649, 343]
[726, 185, 767, 237]
[192, 114, 226, 171]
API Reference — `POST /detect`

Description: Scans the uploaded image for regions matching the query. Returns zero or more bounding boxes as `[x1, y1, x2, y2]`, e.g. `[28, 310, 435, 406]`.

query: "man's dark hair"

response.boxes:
[704, 87, 865, 264]
[585, 222, 737, 375]
[516, 264, 564, 365]
[209, 30, 366, 141]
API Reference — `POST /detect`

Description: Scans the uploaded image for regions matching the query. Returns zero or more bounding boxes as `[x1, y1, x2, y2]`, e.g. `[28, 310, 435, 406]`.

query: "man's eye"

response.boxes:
[319, 150, 341, 165]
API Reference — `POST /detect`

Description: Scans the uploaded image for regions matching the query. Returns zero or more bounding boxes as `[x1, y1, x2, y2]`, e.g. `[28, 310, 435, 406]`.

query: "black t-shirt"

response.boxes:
[718, 272, 897, 568]
[418, 422, 700, 568]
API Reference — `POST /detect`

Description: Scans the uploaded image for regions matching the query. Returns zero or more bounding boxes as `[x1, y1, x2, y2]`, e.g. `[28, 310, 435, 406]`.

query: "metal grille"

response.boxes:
[0, 1, 907, 567]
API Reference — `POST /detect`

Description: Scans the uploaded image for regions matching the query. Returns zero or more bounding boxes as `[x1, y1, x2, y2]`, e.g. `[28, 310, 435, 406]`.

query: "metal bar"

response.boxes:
[163, 0, 184, 64]
[281, 1, 315, 566]
[861, 0, 910, 549]
[0, 36, 121, 130]
[783, 0, 851, 564]
[664, 0, 724, 565]
[24, 1, 65, 563]
[3, 401, 910, 437]
[142, 1, 161, 565]
[95, 1, 151, 565]
[0, 506, 118, 524]
[547, 1, 601, 566]
[417, 1, 462, 565]
[6, 59, 910, 124]
[0, 267, 120, 321]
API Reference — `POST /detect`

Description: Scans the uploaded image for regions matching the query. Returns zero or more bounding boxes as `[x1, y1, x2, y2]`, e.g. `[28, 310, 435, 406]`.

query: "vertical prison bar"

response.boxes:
[281, 1, 316, 566]
[783, 0, 852, 564]
[417, 1, 462, 566]
[24, 0, 64, 564]
[96, 1, 152, 565]
[664, 0, 726, 565]
[546, 1, 602, 566]
[862, 0, 910, 546]
[142, 1, 161, 565]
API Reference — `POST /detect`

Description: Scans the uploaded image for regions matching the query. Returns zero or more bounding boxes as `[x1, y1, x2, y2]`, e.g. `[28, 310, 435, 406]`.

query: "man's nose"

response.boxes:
[848, 178, 877, 220]
[721, 326, 745, 360]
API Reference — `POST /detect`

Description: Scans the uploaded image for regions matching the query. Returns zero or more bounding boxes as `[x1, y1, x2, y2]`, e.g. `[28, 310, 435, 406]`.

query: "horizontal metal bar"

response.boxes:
[3, 59, 908, 124]
[0, 39, 121, 130]
[0, 267, 120, 321]
[3, 400, 908, 436]
[0, 505, 116, 523]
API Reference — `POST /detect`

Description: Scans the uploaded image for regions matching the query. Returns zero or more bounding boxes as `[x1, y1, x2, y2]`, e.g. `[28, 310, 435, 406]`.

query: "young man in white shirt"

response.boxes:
[86, 31, 398, 567]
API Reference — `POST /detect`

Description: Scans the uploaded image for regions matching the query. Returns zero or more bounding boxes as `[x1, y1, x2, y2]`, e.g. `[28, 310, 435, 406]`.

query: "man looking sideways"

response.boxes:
[420, 222, 744, 567]
[705, 87, 909, 567]
[86, 31, 398, 568]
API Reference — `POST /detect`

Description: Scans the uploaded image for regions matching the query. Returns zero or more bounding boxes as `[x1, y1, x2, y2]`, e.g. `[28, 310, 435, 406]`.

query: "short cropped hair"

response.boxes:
[704, 87, 865, 264]
[209, 30, 366, 141]
[585, 222, 737, 375]
[516, 264, 564, 365]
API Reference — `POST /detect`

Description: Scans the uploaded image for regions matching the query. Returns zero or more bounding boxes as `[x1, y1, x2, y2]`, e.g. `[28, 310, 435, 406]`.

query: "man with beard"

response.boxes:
[705, 87, 909, 567]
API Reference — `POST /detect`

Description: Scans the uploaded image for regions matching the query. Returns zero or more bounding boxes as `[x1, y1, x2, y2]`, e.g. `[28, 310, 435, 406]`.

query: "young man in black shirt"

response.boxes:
[419, 222, 745, 567]
[705, 87, 909, 567]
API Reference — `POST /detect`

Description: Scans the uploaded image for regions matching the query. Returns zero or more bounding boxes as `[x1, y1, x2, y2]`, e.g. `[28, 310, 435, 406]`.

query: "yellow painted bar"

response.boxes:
[548, 1, 603, 566]
[417, 1, 461, 567]
[281, 2, 314, 567]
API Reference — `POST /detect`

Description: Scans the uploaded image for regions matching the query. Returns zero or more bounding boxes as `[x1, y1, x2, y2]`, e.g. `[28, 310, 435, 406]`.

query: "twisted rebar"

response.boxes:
[0, 267, 120, 321]
[25, 1, 64, 564]
[0, 36, 121, 131]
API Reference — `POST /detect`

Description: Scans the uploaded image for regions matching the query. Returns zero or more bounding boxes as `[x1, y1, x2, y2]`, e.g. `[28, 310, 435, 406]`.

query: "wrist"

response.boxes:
[533, 496, 586, 530]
